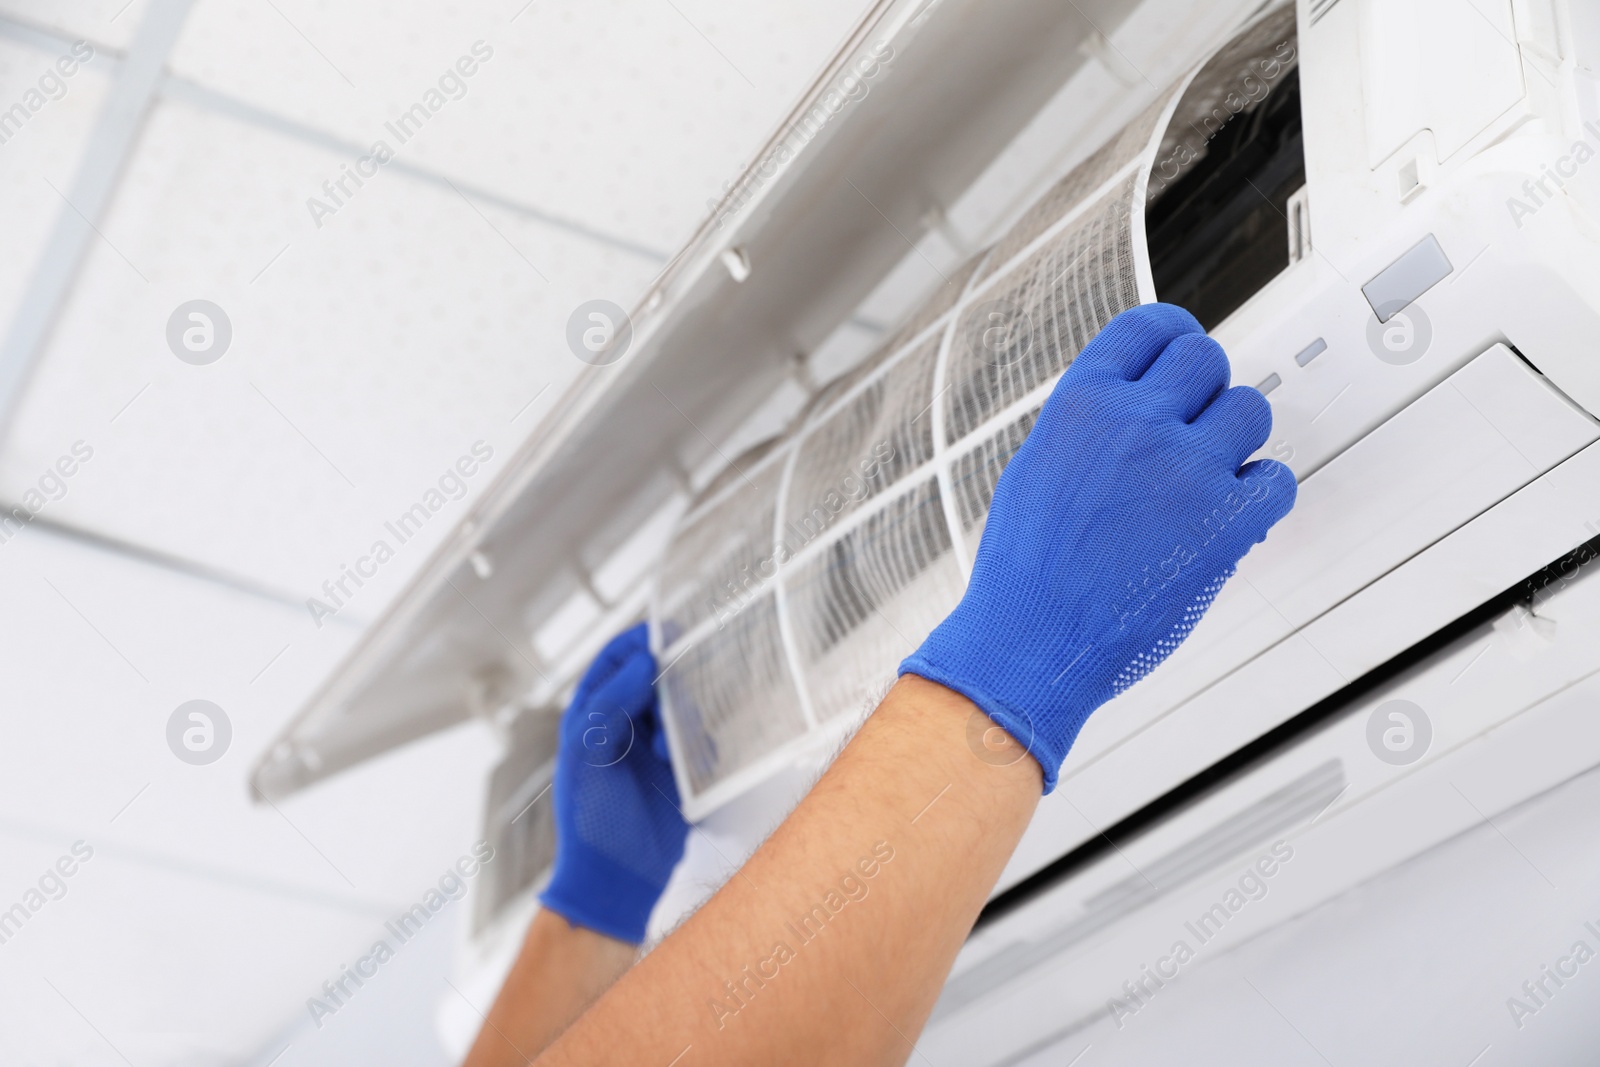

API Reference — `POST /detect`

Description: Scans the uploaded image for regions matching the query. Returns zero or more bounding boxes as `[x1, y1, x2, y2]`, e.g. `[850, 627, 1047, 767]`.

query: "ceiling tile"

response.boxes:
[0, 525, 500, 1062]
[0, 0, 153, 51]
[166, 0, 869, 254]
[0, 37, 114, 335]
[0, 94, 658, 603]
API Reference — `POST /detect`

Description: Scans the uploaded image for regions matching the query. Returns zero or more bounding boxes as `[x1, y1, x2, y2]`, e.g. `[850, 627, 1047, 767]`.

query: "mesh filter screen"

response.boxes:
[945, 174, 1142, 443]
[877, 251, 988, 357]
[660, 592, 809, 794]
[473, 712, 559, 934]
[950, 407, 1040, 562]
[973, 88, 1173, 287]
[786, 479, 966, 725]
[656, 467, 779, 647]
[783, 335, 940, 549]
[652, 41, 1196, 816]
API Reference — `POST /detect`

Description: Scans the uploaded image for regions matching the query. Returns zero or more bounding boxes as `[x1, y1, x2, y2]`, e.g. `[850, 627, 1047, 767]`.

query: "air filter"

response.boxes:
[652, 5, 1299, 818]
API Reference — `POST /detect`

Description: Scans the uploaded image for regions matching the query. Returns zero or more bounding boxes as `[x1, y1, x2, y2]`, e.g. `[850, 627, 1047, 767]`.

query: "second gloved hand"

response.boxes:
[539, 623, 688, 944]
[901, 303, 1297, 790]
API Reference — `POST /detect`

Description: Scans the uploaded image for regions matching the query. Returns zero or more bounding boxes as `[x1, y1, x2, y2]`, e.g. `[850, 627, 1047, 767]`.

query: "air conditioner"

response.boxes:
[238, 0, 1600, 1050]
[640, 0, 1600, 1055]
[649, 0, 1600, 860]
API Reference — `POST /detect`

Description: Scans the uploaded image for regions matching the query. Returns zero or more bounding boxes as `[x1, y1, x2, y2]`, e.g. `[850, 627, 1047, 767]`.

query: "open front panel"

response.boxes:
[653, 5, 1307, 819]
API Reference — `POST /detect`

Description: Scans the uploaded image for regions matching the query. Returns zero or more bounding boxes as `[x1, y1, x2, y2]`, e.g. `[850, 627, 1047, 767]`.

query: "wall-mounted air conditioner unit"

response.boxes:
[624, 2, 1600, 1057]
[650, 0, 1600, 870]
[304, 1, 1599, 1046]
[448, 0, 1600, 976]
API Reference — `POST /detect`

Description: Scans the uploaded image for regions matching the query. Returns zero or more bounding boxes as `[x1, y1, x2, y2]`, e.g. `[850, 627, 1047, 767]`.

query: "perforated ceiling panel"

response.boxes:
[649, 8, 1307, 816]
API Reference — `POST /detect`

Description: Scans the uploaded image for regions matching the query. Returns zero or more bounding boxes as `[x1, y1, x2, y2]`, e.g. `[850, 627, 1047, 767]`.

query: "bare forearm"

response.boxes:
[463, 909, 636, 1066]
[536, 675, 1041, 1065]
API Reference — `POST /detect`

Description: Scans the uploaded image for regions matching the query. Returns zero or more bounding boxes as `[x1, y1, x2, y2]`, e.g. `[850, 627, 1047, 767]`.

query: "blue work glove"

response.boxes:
[902, 303, 1296, 791]
[538, 623, 688, 944]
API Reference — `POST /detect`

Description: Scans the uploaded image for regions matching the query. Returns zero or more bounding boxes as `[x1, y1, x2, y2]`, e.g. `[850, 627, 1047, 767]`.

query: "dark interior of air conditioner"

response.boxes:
[1146, 66, 1306, 331]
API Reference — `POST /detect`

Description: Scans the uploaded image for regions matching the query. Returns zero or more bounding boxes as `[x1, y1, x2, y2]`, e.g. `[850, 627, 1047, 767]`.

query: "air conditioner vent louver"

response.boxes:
[652, 5, 1300, 819]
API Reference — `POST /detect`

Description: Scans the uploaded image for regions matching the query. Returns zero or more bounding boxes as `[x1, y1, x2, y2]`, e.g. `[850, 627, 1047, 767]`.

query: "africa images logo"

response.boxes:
[1505, 120, 1600, 230]
[166, 701, 232, 766]
[306, 843, 494, 1028]
[306, 441, 495, 628]
[305, 41, 495, 229]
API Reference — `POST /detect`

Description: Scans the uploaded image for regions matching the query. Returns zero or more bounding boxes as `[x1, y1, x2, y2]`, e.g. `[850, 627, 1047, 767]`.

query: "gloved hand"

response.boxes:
[902, 303, 1296, 791]
[538, 623, 688, 944]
